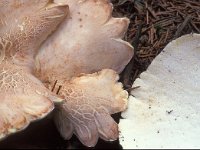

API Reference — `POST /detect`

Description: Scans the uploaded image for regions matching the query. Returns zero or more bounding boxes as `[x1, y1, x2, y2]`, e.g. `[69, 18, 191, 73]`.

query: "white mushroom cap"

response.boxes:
[119, 34, 200, 149]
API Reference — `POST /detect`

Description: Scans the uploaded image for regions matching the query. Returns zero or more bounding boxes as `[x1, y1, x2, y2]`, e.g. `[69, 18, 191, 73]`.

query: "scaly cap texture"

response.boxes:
[0, 0, 68, 140]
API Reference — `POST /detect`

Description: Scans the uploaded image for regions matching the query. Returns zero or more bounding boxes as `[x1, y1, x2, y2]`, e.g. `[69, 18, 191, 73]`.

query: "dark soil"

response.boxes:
[0, 113, 122, 149]
[0, 0, 199, 149]
[117, 0, 200, 89]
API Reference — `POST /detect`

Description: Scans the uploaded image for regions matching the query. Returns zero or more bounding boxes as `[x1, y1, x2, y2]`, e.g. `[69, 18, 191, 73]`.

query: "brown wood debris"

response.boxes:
[111, 0, 200, 89]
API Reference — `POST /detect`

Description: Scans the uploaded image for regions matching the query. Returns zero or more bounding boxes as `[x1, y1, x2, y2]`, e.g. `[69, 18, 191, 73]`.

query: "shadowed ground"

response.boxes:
[0, 113, 122, 149]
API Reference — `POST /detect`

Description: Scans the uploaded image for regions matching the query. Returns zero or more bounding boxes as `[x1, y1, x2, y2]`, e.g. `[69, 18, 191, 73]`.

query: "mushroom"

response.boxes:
[35, 0, 133, 147]
[0, 0, 68, 140]
[119, 34, 200, 149]
[0, 0, 134, 147]
[36, 0, 133, 82]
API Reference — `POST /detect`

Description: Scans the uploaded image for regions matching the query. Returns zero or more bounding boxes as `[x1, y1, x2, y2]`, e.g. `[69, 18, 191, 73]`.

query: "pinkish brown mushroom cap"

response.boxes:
[0, 0, 134, 147]
[0, 0, 68, 140]
[35, 0, 134, 83]
[35, 0, 134, 147]
[54, 69, 128, 147]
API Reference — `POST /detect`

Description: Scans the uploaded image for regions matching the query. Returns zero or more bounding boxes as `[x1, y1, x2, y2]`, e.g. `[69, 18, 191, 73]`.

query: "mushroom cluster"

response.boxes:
[0, 0, 133, 147]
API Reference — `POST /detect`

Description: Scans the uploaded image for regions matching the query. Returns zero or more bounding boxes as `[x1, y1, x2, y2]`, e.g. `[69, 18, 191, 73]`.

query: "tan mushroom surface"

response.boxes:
[1, 0, 134, 147]
[36, 0, 133, 82]
[0, 0, 68, 140]
[119, 34, 200, 149]
[35, 0, 133, 147]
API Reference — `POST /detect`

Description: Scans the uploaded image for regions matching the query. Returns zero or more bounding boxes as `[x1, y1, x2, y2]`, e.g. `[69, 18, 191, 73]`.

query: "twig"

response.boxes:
[56, 86, 62, 95]
[174, 15, 191, 39]
[122, 23, 143, 88]
[190, 21, 200, 33]
[164, 29, 169, 43]
[52, 80, 57, 92]
[147, 6, 157, 19]
[126, 86, 141, 92]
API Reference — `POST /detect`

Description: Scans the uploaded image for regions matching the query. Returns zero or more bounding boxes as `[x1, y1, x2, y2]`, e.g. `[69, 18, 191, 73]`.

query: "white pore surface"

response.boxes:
[119, 34, 200, 149]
